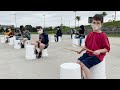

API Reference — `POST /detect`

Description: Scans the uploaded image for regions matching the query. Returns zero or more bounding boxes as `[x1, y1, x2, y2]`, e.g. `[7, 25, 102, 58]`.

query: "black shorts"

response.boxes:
[78, 53, 101, 69]
[9, 36, 13, 38]
[44, 44, 48, 49]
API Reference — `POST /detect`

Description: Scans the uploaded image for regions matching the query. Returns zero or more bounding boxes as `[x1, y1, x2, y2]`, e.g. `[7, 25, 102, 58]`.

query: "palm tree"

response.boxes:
[76, 16, 81, 27]
[101, 12, 107, 17]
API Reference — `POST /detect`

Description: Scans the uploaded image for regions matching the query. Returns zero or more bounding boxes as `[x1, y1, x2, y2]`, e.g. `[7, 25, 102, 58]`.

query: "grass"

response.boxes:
[30, 32, 37, 34]
[103, 20, 120, 27]
[107, 34, 120, 37]
[1, 21, 120, 37]
[0, 32, 120, 37]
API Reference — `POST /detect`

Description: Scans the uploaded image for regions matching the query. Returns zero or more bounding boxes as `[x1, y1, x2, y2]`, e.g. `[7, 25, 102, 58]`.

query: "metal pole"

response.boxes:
[43, 15, 45, 28]
[69, 20, 70, 28]
[115, 11, 116, 21]
[112, 15, 114, 21]
[61, 17, 63, 30]
[75, 11, 76, 29]
[14, 14, 17, 28]
[61, 17, 62, 25]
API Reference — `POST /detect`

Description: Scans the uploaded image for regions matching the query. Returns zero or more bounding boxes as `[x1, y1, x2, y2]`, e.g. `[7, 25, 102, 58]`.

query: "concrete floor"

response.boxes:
[0, 35, 120, 79]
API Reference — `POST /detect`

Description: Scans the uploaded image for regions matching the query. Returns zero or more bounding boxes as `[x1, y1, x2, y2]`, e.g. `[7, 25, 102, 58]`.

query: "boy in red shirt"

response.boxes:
[76, 14, 110, 79]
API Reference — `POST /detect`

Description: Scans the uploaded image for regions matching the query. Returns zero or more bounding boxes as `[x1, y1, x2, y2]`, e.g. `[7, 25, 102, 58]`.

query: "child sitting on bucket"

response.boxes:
[18, 26, 31, 48]
[21, 27, 31, 48]
[4, 27, 14, 43]
[31, 26, 49, 59]
[76, 14, 110, 79]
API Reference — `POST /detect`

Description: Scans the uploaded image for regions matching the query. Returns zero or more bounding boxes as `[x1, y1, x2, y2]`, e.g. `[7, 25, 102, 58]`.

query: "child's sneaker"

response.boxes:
[21, 43, 24, 48]
[5, 40, 8, 43]
[36, 52, 42, 59]
[34, 49, 38, 54]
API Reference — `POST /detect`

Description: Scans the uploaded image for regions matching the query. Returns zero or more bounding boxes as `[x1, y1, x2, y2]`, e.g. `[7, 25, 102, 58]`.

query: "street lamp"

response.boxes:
[112, 15, 114, 21]
[43, 14, 45, 28]
[61, 17, 63, 25]
[14, 14, 17, 28]
[61, 17, 63, 30]
[69, 20, 70, 28]
[74, 11, 77, 29]
[115, 11, 116, 21]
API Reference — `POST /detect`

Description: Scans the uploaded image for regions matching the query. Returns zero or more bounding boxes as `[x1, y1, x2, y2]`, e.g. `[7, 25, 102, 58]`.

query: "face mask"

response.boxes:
[38, 30, 43, 34]
[91, 24, 101, 31]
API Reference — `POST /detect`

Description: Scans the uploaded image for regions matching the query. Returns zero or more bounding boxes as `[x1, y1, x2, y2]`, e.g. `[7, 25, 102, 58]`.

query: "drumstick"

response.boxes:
[73, 44, 94, 53]
[64, 48, 79, 53]
[73, 44, 84, 48]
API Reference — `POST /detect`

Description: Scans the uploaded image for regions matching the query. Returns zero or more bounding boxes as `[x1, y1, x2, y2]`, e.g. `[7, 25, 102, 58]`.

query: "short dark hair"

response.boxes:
[20, 25, 24, 28]
[80, 25, 84, 30]
[36, 26, 45, 33]
[57, 26, 60, 28]
[36, 26, 43, 29]
[93, 14, 103, 23]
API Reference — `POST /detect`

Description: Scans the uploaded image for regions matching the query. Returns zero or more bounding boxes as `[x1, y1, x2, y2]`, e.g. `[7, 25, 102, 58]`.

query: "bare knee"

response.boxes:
[40, 43, 45, 48]
[79, 62, 86, 69]
[31, 42, 37, 47]
[76, 60, 81, 64]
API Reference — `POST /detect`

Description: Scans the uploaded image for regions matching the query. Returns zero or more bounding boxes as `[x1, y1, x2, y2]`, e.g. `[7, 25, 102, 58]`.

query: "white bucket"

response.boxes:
[13, 36, 16, 44]
[72, 34, 75, 39]
[81, 39, 85, 46]
[0, 37, 5, 43]
[90, 59, 106, 79]
[14, 40, 21, 49]
[42, 49, 48, 57]
[9, 37, 14, 45]
[58, 36, 61, 42]
[25, 45, 36, 60]
[25, 40, 30, 49]
[50, 35, 55, 42]
[4, 35, 7, 41]
[60, 62, 81, 79]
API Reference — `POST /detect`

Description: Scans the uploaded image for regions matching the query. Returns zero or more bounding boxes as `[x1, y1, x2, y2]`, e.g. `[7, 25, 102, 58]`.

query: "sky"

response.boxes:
[0, 11, 119, 28]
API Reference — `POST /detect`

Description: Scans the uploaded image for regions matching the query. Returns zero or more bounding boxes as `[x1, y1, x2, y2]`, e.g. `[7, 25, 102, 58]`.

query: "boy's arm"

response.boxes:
[44, 34, 49, 43]
[99, 48, 108, 53]
[95, 34, 110, 55]
[94, 34, 110, 56]
[93, 48, 108, 56]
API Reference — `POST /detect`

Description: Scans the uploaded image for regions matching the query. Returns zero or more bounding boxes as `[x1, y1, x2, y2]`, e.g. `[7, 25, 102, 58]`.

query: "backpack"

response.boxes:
[24, 30, 31, 40]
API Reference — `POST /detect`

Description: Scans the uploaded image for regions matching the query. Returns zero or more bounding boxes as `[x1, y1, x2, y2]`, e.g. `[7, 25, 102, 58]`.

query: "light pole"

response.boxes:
[61, 17, 63, 29]
[69, 20, 70, 28]
[43, 14, 45, 28]
[61, 17, 63, 30]
[74, 11, 77, 29]
[14, 14, 17, 28]
[61, 17, 63, 25]
[115, 11, 116, 21]
[112, 15, 114, 21]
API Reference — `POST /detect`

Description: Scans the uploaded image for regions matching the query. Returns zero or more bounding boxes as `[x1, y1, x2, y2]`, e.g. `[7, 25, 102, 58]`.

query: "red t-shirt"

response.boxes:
[85, 31, 110, 61]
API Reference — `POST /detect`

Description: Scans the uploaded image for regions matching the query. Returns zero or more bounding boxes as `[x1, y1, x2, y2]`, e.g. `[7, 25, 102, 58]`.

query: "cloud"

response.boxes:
[0, 11, 118, 27]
